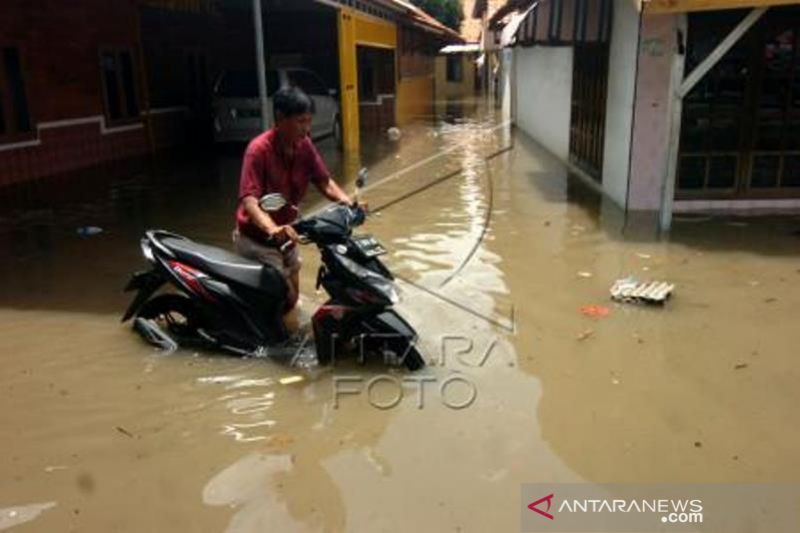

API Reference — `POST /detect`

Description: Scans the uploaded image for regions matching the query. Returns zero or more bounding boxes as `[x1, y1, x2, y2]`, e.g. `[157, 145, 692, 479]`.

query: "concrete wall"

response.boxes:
[601, 0, 642, 209]
[628, 13, 678, 212]
[513, 46, 574, 161]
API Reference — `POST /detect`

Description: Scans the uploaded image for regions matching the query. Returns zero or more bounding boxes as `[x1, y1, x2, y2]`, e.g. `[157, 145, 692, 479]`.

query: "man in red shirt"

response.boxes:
[234, 86, 354, 313]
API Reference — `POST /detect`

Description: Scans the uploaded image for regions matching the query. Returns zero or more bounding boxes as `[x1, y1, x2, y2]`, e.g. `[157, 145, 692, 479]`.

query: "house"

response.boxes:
[0, 0, 460, 188]
[435, 42, 481, 104]
[495, 0, 800, 228]
[471, 0, 511, 100]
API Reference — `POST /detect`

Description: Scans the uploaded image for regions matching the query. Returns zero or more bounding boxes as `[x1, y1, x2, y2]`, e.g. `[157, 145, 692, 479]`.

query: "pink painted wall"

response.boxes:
[628, 13, 677, 211]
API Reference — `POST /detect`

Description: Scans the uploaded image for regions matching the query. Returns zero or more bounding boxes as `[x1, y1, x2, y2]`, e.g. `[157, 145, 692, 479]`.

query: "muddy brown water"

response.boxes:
[1, 101, 799, 532]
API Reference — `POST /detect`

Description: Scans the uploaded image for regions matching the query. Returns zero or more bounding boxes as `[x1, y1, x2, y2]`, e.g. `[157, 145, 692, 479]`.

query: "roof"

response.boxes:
[488, 0, 535, 30]
[378, 0, 465, 42]
[471, 0, 506, 19]
[461, 0, 483, 41]
[472, 0, 488, 18]
[464, 0, 508, 41]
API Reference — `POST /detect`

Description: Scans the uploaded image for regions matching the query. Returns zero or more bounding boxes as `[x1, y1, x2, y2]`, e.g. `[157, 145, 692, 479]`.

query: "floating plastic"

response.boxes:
[76, 226, 103, 236]
[610, 277, 675, 305]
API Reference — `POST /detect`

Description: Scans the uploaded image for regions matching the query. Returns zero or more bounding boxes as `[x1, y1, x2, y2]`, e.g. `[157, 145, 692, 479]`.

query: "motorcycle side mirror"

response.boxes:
[356, 167, 368, 189]
[258, 193, 287, 212]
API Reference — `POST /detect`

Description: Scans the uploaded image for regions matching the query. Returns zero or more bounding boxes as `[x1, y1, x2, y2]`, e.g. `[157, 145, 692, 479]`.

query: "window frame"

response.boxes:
[0, 45, 35, 143]
[98, 47, 141, 126]
[446, 54, 463, 83]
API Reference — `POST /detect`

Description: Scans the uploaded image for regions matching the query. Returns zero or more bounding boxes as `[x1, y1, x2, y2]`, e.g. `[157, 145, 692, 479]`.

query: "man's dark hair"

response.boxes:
[273, 86, 315, 118]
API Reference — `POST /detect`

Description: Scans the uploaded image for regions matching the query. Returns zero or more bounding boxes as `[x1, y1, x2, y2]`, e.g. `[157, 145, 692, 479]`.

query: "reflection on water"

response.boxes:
[0, 501, 57, 531]
[1, 98, 800, 532]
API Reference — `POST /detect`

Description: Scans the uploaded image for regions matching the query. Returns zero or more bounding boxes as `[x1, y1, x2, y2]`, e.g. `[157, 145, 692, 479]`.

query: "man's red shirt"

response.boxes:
[236, 128, 330, 242]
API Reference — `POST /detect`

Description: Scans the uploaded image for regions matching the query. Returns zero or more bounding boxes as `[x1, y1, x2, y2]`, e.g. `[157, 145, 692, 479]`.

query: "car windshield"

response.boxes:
[217, 70, 278, 98]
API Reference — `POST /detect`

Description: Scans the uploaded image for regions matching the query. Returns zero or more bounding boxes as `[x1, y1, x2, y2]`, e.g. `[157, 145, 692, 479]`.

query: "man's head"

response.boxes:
[273, 86, 315, 144]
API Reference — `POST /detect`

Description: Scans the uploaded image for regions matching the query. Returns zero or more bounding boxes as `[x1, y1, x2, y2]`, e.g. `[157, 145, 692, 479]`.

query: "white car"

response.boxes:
[212, 67, 341, 145]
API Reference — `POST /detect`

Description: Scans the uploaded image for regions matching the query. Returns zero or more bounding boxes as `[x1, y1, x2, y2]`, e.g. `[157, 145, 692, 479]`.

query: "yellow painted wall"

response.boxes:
[434, 55, 477, 100]
[338, 9, 398, 151]
[338, 10, 360, 152]
[397, 76, 434, 125]
[354, 16, 397, 49]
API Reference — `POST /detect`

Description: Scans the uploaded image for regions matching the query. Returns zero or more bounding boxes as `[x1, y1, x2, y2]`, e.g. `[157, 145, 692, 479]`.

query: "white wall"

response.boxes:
[601, 0, 642, 209]
[513, 46, 573, 161]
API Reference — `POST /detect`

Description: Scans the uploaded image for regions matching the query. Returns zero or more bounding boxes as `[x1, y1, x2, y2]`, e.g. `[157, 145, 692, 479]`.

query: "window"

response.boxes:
[446, 55, 463, 83]
[287, 70, 328, 96]
[100, 49, 139, 123]
[0, 47, 32, 138]
[216, 70, 279, 98]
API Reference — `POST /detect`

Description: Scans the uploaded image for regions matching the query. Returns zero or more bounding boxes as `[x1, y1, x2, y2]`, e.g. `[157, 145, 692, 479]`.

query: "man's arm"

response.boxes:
[307, 141, 354, 206]
[239, 142, 297, 242]
[241, 196, 299, 243]
[315, 175, 353, 206]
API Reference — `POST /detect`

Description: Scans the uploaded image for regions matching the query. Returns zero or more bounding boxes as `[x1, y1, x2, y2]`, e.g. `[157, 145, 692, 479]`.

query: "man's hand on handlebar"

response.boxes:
[267, 224, 299, 245]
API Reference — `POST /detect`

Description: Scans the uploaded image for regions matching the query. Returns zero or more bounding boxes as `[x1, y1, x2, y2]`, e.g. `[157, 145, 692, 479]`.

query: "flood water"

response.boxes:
[1, 99, 799, 532]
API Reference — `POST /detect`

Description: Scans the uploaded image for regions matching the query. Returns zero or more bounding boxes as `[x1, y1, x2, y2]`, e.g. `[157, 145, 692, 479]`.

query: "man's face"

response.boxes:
[276, 112, 313, 144]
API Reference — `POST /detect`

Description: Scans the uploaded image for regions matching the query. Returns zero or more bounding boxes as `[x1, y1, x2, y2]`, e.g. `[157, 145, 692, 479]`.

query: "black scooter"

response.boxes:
[121, 172, 425, 370]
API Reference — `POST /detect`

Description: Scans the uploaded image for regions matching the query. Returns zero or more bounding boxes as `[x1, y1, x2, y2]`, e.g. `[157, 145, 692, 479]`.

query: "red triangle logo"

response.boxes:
[528, 493, 555, 520]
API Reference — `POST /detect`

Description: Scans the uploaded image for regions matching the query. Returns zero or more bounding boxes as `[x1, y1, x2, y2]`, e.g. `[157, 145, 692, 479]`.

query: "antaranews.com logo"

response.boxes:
[527, 493, 703, 524]
[520, 484, 800, 533]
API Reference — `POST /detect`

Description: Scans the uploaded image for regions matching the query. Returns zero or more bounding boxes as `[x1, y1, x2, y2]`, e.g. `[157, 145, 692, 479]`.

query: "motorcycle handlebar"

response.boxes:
[279, 203, 365, 252]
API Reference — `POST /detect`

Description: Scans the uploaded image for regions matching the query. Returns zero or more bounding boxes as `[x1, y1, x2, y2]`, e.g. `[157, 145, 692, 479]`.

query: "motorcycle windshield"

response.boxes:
[299, 205, 364, 243]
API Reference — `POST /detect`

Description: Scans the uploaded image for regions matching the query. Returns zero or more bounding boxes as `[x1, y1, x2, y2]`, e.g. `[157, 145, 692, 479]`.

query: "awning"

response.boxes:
[500, 2, 539, 47]
[643, 0, 798, 14]
[497, 0, 613, 48]
[439, 43, 482, 54]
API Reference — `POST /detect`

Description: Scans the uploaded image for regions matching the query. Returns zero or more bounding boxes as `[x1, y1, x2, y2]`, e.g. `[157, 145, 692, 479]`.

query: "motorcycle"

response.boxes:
[121, 170, 425, 370]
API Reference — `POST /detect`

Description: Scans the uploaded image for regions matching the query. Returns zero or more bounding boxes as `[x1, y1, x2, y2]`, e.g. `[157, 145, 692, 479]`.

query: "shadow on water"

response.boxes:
[0, 136, 358, 315]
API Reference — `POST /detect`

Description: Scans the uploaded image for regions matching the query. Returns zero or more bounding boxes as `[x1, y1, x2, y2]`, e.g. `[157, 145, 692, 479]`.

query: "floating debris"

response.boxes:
[576, 329, 594, 341]
[577, 271, 593, 279]
[279, 376, 304, 386]
[580, 305, 611, 318]
[115, 426, 134, 438]
[76, 226, 103, 236]
[610, 277, 674, 305]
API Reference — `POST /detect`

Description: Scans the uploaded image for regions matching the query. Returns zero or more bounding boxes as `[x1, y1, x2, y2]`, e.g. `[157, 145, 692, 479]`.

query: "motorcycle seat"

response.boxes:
[160, 236, 286, 295]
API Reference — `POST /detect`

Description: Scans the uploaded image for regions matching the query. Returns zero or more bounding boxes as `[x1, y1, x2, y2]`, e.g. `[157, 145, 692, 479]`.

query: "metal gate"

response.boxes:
[569, 44, 610, 182]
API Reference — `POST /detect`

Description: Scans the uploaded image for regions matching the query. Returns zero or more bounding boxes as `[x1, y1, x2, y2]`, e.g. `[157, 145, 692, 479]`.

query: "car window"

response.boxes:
[218, 70, 279, 97]
[287, 70, 327, 96]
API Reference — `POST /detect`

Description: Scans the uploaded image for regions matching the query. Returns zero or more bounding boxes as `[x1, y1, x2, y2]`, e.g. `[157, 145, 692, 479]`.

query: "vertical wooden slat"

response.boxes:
[560, 0, 576, 44]
[585, 0, 602, 43]
[549, 0, 563, 42]
[535, 1, 551, 42]
[578, 0, 587, 42]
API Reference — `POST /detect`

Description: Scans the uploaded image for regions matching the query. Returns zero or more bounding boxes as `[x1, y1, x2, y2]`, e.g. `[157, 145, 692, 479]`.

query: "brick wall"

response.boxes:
[0, 0, 149, 186]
